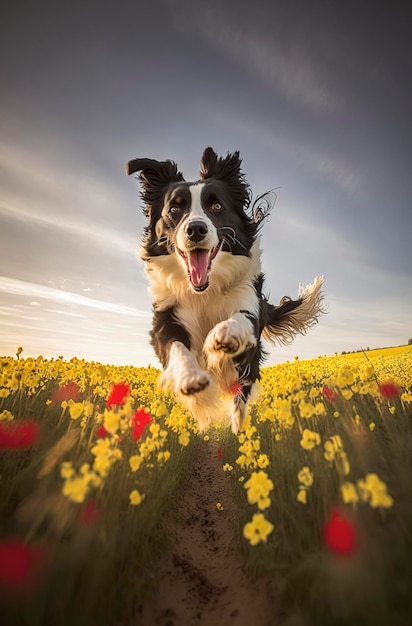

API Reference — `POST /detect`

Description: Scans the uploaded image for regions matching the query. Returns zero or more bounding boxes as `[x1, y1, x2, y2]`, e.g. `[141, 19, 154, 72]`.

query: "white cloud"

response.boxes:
[0, 276, 150, 318]
[1, 200, 138, 258]
[0, 140, 140, 258]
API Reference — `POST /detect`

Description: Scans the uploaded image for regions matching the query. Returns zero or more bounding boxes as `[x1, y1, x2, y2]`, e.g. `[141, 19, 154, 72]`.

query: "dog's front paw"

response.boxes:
[179, 369, 211, 395]
[205, 316, 256, 357]
[160, 341, 212, 397]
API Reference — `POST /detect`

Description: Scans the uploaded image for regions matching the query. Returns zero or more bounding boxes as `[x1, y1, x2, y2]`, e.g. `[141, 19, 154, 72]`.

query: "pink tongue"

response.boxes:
[187, 249, 209, 287]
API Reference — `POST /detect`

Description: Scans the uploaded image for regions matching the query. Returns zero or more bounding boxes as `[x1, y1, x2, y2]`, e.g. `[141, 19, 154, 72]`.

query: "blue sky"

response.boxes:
[1, 0, 411, 366]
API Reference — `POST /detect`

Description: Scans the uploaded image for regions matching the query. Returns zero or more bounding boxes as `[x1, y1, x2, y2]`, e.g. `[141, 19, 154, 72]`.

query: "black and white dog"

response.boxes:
[127, 147, 324, 433]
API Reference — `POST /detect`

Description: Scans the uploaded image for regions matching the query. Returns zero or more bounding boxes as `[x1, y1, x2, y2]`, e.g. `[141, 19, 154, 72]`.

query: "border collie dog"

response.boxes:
[127, 147, 324, 434]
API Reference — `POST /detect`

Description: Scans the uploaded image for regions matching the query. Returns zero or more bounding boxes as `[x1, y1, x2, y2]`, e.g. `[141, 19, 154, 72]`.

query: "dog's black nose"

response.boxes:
[186, 220, 208, 242]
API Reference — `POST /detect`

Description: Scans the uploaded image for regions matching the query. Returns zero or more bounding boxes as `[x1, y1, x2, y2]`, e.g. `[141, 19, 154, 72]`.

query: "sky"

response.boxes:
[1, 0, 411, 367]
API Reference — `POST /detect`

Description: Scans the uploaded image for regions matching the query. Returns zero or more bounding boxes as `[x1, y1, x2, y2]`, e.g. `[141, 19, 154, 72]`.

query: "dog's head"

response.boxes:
[127, 147, 257, 293]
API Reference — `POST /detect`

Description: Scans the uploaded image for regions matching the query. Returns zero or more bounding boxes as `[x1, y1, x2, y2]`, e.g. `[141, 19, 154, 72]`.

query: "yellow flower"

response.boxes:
[324, 435, 343, 462]
[245, 425, 257, 439]
[309, 387, 320, 400]
[129, 489, 144, 506]
[300, 429, 321, 450]
[357, 473, 394, 508]
[178, 429, 190, 447]
[203, 435, 210, 441]
[157, 450, 171, 463]
[104, 408, 121, 434]
[69, 401, 83, 420]
[297, 466, 314, 487]
[257, 454, 270, 469]
[91, 438, 122, 477]
[60, 461, 74, 479]
[243, 513, 274, 546]
[216, 502, 224, 511]
[129, 455, 143, 472]
[297, 488, 307, 504]
[401, 391, 412, 403]
[336, 450, 350, 476]
[62, 476, 89, 503]
[341, 388, 353, 400]
[314, 402, 326, 416]
[244, 471, 274, 510]
[150, 422, 161, 437]
[0, 409, 14, 421]
[84, 401, 94, 418]
[336, 367, 355, 388]
[299, 400, 315, 419]
[369, 422, 376, 431]
[341, 481, 359, 505]
[93, 454, 111, 477]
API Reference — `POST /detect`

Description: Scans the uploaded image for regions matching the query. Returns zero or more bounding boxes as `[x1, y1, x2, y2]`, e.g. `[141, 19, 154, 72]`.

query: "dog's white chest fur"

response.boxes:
[143, 243, 262, 430]
[145, 242, 261, 358]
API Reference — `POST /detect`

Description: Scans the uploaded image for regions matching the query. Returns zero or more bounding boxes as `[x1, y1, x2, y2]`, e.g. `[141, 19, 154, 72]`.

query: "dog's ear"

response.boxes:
[126, 157, 185, 215]
[199, 147, 241, 181]
[126, 157, 184, 186]
[199, 147, 249, 208]
[199, 147, 218, 179]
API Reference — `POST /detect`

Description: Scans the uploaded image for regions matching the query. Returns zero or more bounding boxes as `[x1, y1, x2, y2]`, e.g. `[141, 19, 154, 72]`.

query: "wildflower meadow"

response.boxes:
[0, 344, 411, 625]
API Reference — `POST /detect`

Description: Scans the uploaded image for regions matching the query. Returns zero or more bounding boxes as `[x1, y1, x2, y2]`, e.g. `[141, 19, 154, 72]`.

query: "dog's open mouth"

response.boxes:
[177, 245, 221, 292]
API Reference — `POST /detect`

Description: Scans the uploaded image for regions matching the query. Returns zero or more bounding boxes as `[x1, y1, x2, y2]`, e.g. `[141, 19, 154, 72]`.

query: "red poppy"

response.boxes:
[79, 499, 101, 526]
[50, 381, 80, 404]
[131, 408, 152, 441]
[106, 382, 131, 408]
[0, 420, 39, 449]
[229, 381, 243, 396]
[322, 386, 336, 402]
[0, 539, 49, 592]
[323, 508, 358, 556]
[96, 424, 108, 438]
[217, 447, 223, 459]
[378, 381, 402, 399]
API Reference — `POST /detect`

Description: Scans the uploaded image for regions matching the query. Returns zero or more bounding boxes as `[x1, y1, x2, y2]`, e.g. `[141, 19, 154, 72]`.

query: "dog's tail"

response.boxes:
[262, 276, 325, 346]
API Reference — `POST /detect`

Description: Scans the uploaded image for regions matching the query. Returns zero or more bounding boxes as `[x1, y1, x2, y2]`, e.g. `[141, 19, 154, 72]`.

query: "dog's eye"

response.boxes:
[210, 201, 222, 212]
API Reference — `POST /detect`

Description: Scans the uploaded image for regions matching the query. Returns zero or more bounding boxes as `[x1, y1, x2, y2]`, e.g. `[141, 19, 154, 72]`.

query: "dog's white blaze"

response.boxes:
[187, 183, 206, 219]
[175, 183, 218, 254]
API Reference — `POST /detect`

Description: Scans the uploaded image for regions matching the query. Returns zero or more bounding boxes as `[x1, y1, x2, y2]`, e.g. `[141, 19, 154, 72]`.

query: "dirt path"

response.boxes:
[138, 437, 276, 626]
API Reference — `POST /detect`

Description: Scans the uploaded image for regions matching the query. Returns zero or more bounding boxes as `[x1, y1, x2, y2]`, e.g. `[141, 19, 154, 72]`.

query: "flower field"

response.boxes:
[0, 345, 411, 625]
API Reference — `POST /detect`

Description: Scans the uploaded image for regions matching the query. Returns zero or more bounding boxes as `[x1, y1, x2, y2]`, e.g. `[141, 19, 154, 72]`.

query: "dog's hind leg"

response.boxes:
[230, 393, 248, 434]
